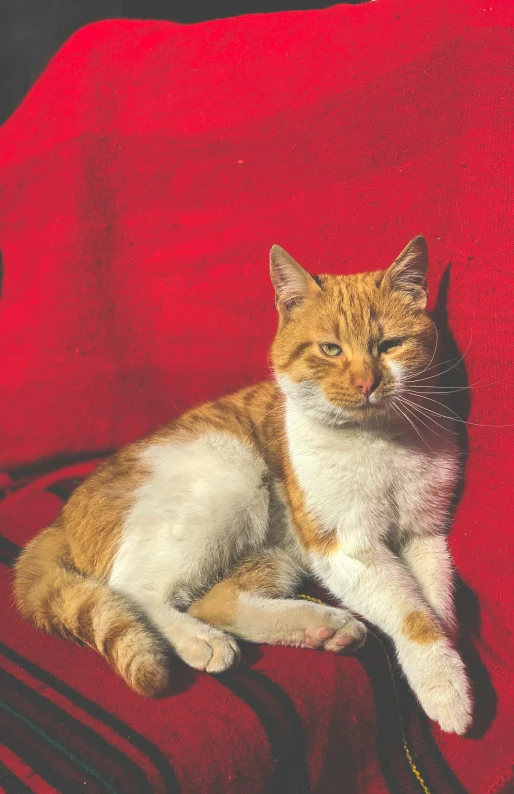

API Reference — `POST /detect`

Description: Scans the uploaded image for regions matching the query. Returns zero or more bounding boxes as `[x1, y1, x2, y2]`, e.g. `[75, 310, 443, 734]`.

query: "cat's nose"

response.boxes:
[354, 377, 380, 399]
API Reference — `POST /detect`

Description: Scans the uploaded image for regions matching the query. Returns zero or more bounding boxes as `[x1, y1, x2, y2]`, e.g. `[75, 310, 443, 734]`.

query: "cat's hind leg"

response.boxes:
[108, 431, 273, 675]
[189, 548, 367, 652]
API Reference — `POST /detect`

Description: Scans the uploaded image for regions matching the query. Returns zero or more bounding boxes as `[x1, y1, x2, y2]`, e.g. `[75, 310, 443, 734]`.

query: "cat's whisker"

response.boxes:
[330, 406, 343, 431]
[402, 360, 458, 383]
[399, 395, 514, 429]
[405, 388, 470, 394]
[395, 398, 455, 446]
[241, 401, 285, 446]
[406, 345, 472, 385]
[402, 355, 461, 382]
[402, 327, 440, 381]
[402, 389, 491, 419]
[390, 400, 435, 453]
[403, 377, 497, 393]
[397, 398, 461, 441]
[404, 333, 473, 385]
[402, 385, 468, 393]
[402, 391, 465, 416]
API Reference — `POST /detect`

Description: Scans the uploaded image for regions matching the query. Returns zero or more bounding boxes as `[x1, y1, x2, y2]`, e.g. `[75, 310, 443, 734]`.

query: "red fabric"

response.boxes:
[0, 0, 513, 791]
[0, 467, 484, 794]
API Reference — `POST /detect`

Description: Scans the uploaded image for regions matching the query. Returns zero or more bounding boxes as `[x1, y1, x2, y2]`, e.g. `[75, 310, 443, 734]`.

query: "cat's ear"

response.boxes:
[270, 245, 321, 316]
[383, 236, 428, 309]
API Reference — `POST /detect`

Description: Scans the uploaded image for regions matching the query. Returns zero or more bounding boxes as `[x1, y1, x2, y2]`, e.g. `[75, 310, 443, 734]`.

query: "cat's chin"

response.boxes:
[309, 401, 391, 429]
[323, 395, 403, 428]
[277, 374, 394, 427]
[339, 403, 389, 424]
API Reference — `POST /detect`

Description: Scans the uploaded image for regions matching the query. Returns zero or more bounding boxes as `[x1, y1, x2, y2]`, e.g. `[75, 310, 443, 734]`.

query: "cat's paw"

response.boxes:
[301, 606, 367, 653]
[175, 627, 240, 674]
[413, 649, 473, 735]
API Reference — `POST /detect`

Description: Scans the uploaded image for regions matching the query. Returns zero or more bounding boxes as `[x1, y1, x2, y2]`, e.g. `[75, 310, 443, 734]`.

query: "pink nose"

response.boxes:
[354, 377, 379, 399]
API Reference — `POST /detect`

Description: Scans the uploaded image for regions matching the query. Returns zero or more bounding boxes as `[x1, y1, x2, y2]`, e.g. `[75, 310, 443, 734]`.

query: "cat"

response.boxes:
[14, 236, 472, 735]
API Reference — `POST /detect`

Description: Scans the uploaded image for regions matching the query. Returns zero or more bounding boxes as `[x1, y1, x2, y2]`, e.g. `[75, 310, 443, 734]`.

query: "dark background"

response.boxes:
[0, 0, 368, 126]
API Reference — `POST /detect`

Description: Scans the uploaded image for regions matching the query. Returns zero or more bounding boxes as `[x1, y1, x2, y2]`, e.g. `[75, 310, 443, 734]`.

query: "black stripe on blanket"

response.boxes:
[0, 759, 34, 794]
[0, 643, 180, 794]
[0, 665, 153, 794]
[245, 670, 312, 794]
[357, 631, 469, 794]
[218, 669, 312, 794]
[417, 708, 469, 794]
[0, 704, 81, 794]
[357, 638, 413, 794]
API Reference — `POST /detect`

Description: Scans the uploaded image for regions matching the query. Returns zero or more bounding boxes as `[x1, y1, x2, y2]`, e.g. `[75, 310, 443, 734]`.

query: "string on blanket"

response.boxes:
[297, 593, 432, 794]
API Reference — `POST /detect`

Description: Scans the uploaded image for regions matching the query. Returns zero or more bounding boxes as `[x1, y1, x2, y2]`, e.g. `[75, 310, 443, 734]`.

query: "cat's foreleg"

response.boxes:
[400, 534, 457, 637]
[189, 547, 367, 652]
[314, 542, 472, 734]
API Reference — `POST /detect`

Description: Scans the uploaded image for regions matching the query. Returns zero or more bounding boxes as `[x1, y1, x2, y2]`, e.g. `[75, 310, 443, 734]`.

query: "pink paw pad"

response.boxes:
[304, 627, 336, 648]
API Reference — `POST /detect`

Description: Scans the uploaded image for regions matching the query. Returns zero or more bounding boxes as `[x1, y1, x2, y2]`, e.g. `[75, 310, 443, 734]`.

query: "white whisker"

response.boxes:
[390, 399, 435, 452]
[402, 391, 464, 416]
[402, 357, 458, 382]
[403, 377, 496, 393]
[405, 333, 473, 385]
[404, 326, 439, 381]
[241, 401, 285, 446]
[399, 396, 514, 429]
[396, 398, 455, 445]
[397, 398, 460, 442]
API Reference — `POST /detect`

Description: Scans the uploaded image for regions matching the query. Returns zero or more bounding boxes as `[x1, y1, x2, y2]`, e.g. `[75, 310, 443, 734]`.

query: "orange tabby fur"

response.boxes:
[15, 246, 434, 691]
[14, 239, 472, 736]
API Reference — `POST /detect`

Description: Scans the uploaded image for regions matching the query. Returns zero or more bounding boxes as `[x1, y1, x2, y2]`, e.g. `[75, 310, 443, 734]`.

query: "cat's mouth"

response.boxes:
[359, 390, 394, 408]
[346, 392, 396, 416]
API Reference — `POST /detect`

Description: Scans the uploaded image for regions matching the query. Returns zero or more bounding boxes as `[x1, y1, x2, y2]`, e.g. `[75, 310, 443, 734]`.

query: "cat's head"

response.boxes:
[269, 236, 437, 425]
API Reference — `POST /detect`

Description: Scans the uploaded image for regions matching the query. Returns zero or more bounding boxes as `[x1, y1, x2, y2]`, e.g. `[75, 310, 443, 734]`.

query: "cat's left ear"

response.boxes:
[383, 236, 428, 309]
[270, 245, 321, 316]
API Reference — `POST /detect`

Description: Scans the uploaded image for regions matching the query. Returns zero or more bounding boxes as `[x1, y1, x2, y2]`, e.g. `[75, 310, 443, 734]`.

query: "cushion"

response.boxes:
[0, 0, 513, 791]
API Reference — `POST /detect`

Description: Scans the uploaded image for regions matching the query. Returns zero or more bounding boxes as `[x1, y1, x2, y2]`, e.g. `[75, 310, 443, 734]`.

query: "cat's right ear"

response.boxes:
[270, 245, 321, 318]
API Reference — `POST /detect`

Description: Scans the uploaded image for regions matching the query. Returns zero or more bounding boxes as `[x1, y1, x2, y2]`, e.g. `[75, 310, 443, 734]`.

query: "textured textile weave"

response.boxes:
[0, 0, 513, 791]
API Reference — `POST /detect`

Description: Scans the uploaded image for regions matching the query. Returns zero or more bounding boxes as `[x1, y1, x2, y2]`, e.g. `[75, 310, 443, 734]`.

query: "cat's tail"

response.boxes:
[14, 525, 169, 697]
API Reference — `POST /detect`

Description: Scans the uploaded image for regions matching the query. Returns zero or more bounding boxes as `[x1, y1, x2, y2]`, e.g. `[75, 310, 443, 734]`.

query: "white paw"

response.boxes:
[410, 648, 473, 734]
[292, 605, 367, 652]
[175, 627, 240, 674]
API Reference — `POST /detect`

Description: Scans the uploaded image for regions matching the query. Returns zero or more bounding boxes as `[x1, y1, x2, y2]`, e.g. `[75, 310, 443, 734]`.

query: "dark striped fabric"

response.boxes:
[0, 464, 478, 793]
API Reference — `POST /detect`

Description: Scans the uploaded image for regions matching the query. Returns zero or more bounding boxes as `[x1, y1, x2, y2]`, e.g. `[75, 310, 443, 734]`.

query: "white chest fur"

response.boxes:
[284, 400, 459, 553]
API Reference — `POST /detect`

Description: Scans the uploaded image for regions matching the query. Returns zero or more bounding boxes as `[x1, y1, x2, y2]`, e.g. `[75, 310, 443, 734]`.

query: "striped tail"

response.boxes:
[14, 526, 169, 697]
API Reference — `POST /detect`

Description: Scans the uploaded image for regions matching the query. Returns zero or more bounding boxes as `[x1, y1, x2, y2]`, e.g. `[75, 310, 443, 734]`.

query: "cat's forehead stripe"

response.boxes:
[315, 273, 383, 340]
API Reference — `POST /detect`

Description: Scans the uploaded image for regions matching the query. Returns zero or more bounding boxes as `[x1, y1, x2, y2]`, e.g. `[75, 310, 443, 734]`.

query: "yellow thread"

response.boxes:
[298, 594, 324, 605]
[298, 594, 432, 794]
[368, 628, 431, 794]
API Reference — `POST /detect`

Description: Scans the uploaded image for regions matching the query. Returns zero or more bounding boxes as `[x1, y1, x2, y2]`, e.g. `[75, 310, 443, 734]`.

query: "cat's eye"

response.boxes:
[319, 343, 342, 357]
[378, 338, 402, 354]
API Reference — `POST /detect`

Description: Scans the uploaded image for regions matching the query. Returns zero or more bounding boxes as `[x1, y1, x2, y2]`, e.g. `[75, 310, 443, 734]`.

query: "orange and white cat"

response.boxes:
[14, 237, 472, 734]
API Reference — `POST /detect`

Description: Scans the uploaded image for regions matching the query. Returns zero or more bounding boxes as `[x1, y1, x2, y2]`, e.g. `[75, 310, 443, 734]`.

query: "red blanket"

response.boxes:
[0, 0, 513, 791]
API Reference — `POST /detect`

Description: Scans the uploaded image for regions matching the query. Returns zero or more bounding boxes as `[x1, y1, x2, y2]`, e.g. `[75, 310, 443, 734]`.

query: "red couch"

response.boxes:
[1, 0, 513, 791]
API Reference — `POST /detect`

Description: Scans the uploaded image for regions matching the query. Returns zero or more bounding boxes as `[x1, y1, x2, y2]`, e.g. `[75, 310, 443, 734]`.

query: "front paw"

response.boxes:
[412, 648, 473, 734]
[302, 607, 367, 653]
[175, 627, 241, 674]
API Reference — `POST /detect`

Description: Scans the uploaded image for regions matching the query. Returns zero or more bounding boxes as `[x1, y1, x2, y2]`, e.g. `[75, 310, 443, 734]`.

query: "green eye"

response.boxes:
[379, 338, 402, 354]
[319, 343, 342, 357]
